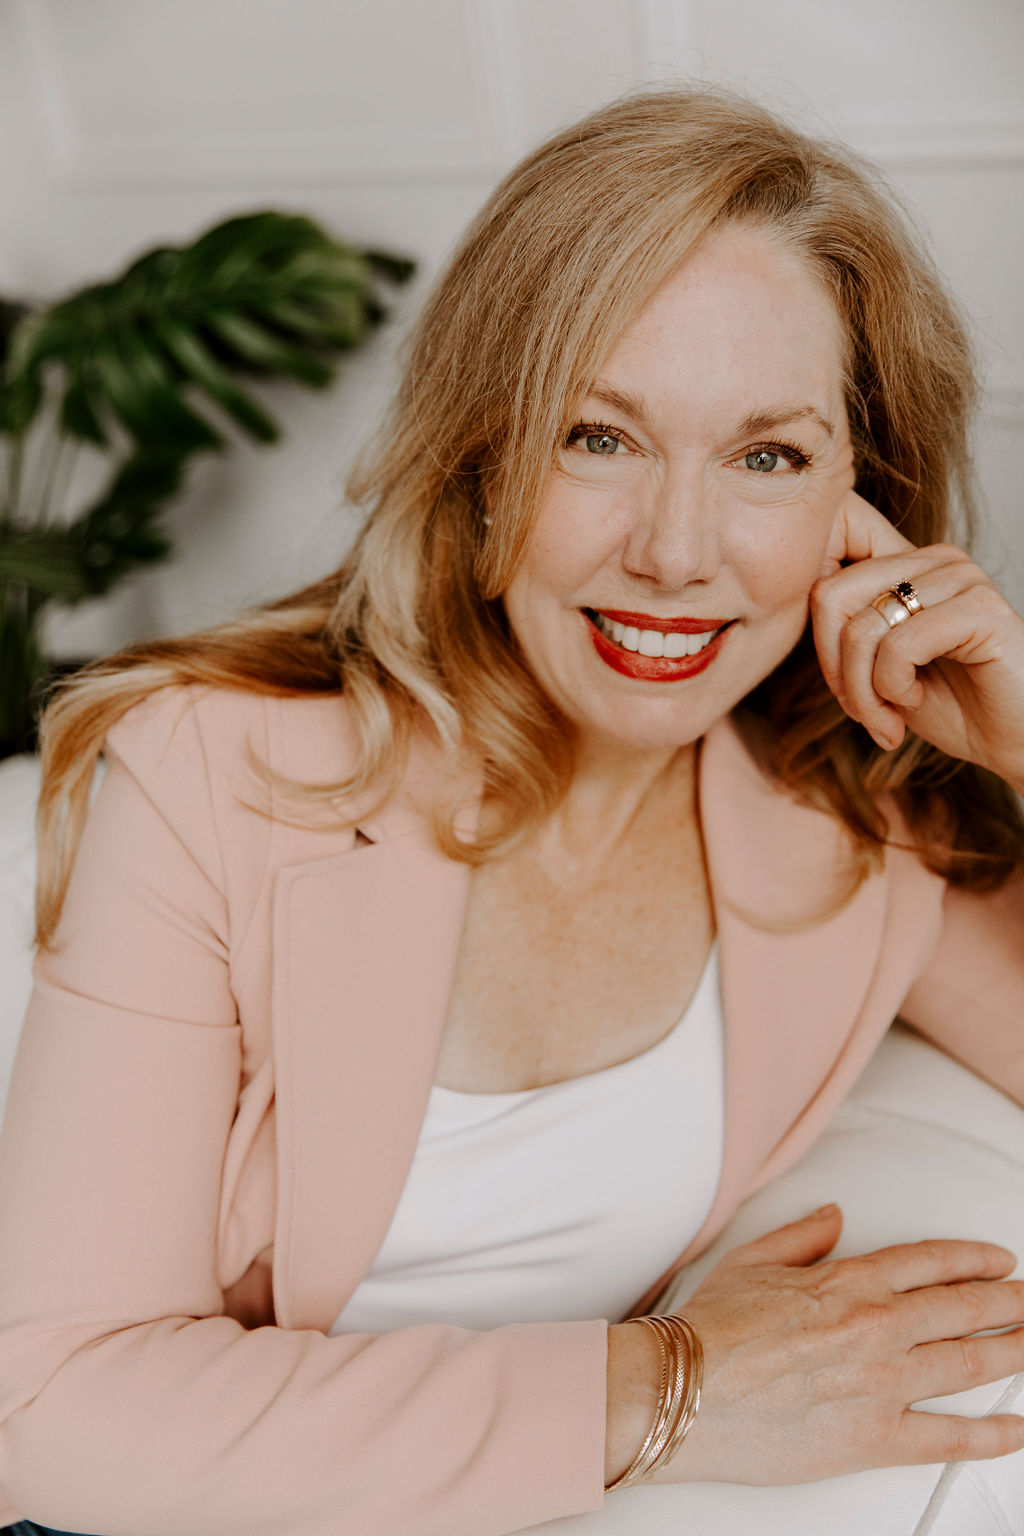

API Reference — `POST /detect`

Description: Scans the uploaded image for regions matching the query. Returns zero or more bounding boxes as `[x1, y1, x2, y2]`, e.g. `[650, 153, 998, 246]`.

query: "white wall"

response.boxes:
[1, 0, 1021, 659]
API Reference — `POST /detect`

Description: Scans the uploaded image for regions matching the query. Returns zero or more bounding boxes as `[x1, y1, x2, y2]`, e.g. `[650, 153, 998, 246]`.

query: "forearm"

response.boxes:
[0, 1313, 610, 1536]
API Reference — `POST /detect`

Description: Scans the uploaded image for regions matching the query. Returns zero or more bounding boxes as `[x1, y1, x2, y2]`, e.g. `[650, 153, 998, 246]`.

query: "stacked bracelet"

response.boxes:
[604, 1312, 705, 1493]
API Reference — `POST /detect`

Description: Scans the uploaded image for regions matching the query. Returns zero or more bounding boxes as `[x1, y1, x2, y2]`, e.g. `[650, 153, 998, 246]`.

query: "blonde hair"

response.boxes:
[32, 82, 1024, 950]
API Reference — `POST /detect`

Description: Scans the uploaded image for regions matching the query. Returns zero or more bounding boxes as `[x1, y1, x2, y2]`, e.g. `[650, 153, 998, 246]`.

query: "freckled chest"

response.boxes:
[434, 776, 715, 1094]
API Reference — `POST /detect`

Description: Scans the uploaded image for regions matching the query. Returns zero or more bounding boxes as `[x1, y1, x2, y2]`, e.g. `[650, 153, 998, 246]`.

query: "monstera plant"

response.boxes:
[0, 210, 415, 757]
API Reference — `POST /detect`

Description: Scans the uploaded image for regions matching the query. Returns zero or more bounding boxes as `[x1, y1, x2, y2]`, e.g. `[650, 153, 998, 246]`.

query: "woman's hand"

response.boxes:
[809, 490, 1024, 793]
[644, 1205, 1024, 1486]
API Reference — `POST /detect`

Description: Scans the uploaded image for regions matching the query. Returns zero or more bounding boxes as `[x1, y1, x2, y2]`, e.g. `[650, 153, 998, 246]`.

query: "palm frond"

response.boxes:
[3, 210, 414, 453]
[0, 209, 415, 754]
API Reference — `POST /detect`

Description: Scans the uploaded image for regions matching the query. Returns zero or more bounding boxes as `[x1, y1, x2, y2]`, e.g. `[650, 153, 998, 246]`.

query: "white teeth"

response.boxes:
[593, 611, 724, 659]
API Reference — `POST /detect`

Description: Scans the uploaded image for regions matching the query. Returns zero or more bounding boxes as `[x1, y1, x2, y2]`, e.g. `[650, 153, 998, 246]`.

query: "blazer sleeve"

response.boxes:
[0, 684, 609, 1536]
[897, 860, 1024, 1109]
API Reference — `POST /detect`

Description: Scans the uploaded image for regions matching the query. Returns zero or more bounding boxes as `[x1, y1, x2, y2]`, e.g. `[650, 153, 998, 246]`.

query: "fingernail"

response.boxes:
[811, 1203, 838, 1216]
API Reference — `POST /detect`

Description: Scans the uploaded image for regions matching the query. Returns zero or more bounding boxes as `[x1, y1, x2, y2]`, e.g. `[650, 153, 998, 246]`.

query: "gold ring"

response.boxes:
[891, 579, 923, 614]
[870, 580, 924, 629]
[870, 594, 913, 628]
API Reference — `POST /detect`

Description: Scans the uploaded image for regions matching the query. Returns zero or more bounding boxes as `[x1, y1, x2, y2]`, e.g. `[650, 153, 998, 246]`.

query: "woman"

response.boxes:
[1, 82, 1023, 1536]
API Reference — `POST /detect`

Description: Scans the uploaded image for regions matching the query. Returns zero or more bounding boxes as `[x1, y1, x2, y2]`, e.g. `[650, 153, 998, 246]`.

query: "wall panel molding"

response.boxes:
[852, 124, 1024, 173]
[636, 0, 696, 64]
[636, 0, 1024, 172]
[16, 0, 504, 190]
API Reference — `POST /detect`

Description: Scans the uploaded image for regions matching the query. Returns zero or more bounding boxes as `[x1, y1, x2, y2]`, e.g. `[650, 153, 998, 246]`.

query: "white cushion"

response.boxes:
[0, 753, 44, 1127]
[0, 752, 107, 1125]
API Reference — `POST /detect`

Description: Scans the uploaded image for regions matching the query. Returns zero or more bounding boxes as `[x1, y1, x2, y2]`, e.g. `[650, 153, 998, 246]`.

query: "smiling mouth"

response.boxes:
[582, 608, 734, 659]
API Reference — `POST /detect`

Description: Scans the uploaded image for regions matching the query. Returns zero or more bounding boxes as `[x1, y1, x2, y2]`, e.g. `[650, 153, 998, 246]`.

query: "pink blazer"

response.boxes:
[0, 682, 1021, 1535]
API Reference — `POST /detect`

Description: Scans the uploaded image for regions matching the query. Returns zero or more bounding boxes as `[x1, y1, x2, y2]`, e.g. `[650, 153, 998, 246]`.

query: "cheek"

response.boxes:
[515, 484, 623, 597]
[730, 503, 836, 615]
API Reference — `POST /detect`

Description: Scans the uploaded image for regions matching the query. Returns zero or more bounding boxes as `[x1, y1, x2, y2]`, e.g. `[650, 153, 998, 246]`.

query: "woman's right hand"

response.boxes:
[640, 1204, 1024, 1485]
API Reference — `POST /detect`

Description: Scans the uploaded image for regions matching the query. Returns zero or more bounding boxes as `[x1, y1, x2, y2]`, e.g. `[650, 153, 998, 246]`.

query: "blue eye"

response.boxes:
[585, 433, 619, 454]
[746, 450, 780, 472]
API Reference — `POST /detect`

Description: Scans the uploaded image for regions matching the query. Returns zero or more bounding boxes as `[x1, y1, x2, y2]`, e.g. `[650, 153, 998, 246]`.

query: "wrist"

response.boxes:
[604, 1321, 662, 1488]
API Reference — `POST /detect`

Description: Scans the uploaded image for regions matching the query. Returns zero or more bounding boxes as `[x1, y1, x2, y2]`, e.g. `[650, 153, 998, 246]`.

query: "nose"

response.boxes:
[620, 467, 722, 592]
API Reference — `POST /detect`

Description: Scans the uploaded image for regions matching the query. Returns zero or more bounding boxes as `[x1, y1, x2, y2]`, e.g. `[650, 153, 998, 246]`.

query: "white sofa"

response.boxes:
[0, 753, 48, 1130]
[2, 750, 1023, 1535]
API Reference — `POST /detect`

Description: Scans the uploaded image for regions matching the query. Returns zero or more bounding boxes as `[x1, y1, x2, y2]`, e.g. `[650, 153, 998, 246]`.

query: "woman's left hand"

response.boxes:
[810, 490, 1024, 792]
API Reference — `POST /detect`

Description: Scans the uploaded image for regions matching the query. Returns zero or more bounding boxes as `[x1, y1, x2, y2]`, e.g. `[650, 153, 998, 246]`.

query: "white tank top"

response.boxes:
[330, 941, 724, 1334]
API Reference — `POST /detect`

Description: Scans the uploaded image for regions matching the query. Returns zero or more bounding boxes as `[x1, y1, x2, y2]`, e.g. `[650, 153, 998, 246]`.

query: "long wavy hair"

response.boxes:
[31, 82, 1024, 951]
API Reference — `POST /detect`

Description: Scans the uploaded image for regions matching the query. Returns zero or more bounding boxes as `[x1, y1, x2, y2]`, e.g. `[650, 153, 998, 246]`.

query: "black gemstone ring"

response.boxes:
[891, 580, 923, 615]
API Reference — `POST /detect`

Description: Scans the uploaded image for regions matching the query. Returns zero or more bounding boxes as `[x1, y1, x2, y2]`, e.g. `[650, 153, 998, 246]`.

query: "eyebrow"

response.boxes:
[737, 403, 836, 441]
[589, 382, 836, 441]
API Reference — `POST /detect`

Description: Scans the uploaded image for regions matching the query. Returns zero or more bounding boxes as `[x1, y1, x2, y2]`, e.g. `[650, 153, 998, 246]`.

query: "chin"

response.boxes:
[582, 703, 725, 755]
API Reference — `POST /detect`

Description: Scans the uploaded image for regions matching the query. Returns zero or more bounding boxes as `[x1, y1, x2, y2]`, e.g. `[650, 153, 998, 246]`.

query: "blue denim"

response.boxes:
[2, 1523, 95, 1535]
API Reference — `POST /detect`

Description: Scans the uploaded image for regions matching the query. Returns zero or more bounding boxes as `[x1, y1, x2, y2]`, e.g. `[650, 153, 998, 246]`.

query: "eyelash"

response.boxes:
[742, 438, 812, 471]
[565, 421, 813, 471]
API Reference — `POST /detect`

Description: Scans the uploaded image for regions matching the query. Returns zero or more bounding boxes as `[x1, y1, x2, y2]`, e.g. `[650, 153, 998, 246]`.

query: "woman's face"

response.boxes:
[501, 222, 856, 762]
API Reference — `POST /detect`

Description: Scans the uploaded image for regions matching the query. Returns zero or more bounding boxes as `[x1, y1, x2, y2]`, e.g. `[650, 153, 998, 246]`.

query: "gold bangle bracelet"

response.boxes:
[604, 1313, 706, 1493]
[630, 1316, 687, 1479]
[604, 1318, 672, 1492]
[640, 1316, 691, 1473]
[652, 1315, 704, 1471]
[605, 1315, 693, 1491]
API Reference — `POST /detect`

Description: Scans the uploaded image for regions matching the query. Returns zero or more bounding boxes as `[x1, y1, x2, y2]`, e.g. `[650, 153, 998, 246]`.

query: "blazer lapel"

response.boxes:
[270, 810, 474, 1332]
[626, 715, 890, 1316]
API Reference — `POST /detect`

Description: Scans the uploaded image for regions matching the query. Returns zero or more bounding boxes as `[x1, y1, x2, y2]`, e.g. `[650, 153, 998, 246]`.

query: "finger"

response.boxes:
[858, 1239, 1018, 1295]
[847, 583, 1009, 747]
[896, 1279, 1024, 1346]
[821, 559, 981, 738]
[895, 1407, 1024, 1467]
[838, 606, 909, 746]
[811, 550, 970, 708]
[870, 586, 999, 716]
[720, 1204, 843, 1269]
[818, 489, 917, 583]
[908, 1325, 1024, 1403]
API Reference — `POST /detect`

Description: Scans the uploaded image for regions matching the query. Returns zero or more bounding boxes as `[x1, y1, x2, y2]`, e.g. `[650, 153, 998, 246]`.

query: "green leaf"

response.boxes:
[59, 377, 111, 446]
[202, 306, 335, 387]
[6, 305, 85, 377]
[149, 314, 280, 443]
[364, 250, 417, 286]
[0, 451, 183, 601]
[90, 327, 224, 452]
[0, 370, 43, 437]
[0, 523, 94, 600]
[0, 211, 414, 462]
[0, 299, 33, 370]
[71, 450, 183, 591]
[0, 583, 48, 754]
[246, 292, 365, 348]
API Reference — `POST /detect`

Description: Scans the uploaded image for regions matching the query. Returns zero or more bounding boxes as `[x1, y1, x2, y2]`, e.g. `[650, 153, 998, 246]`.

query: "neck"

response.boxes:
[533, 737, 700, 882]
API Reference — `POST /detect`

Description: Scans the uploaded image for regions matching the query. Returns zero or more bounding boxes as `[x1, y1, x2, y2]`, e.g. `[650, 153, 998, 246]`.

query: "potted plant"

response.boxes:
[0, 210, 415, 758]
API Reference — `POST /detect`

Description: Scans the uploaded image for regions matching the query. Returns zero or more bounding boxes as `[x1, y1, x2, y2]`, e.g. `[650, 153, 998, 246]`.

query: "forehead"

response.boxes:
[600, 225, 846, 412]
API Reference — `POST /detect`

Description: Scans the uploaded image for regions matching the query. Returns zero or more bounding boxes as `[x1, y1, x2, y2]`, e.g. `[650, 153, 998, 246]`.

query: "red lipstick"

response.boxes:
[596, 609, 728, 633]
[583, 609, 733, 683]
